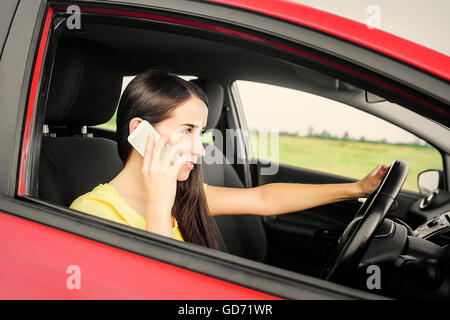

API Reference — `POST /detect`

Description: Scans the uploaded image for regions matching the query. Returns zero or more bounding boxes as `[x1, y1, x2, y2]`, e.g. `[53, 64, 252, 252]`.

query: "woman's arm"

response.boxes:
[256, 182, 363, 216]
[205, 164, 389, 216]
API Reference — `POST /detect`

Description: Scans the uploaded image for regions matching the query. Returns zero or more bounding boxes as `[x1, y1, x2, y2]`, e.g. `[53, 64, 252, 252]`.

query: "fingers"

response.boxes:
[375, 163, 389, 178]
[379, 163, 389, 172]
[162, 140, 183, 166]
[153, 135, 187, 171]
[151, 134, 169, 164]
[143, 133, 187, 175]
[172, 151, 187, 170]
[142, 133, 155, 173]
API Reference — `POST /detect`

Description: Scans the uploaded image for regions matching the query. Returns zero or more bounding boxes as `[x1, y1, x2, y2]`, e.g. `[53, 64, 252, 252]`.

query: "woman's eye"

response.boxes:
[182, 128, 205, 136]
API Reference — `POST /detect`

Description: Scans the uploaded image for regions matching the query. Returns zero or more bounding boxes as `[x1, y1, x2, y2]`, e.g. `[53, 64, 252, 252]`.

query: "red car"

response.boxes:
[0, 0, 449, 300]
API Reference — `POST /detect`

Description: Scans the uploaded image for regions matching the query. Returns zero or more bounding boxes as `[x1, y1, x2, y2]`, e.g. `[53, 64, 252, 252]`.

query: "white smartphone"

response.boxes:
[127, 120, 180, 163]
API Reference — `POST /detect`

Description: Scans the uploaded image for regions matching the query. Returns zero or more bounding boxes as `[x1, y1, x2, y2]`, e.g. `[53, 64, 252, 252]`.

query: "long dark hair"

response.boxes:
[116, 69, 219, 250]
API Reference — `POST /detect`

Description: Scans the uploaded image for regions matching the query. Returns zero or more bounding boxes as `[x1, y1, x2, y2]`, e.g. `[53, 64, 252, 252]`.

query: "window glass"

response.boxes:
[235, 80, 442, 193]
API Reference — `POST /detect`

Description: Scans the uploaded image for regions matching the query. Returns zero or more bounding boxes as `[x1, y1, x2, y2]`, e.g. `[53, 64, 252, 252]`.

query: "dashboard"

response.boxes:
[410, 189, 450, 249]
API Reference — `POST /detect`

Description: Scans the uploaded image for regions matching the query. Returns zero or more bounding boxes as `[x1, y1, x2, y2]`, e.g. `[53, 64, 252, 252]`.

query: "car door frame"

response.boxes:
[0, 0, 390, 299]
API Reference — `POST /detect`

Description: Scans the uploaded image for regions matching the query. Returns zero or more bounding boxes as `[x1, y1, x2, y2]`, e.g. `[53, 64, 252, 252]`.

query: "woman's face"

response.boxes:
[137, 95, 208, 181]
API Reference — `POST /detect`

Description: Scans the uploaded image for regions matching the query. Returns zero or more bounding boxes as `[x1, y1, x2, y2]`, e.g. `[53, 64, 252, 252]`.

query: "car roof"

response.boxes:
[207, 0, 450, 82]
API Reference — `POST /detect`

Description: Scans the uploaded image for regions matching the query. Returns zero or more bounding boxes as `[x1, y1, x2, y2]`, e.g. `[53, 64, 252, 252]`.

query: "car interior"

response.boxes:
[31, 12, 450, 299]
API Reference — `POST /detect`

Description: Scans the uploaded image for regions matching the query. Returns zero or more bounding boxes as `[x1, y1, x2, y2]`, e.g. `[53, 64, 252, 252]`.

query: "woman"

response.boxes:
[70, 69, 389, 251]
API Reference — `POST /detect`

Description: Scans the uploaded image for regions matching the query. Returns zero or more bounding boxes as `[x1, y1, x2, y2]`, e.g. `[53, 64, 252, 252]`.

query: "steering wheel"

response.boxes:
[320, 159, 409, 284]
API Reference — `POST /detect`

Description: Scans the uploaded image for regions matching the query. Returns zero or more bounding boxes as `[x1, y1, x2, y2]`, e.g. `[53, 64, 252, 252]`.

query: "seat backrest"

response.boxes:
[39, 137, 123, 207]
[39, 37, 124, 206]
[192, 79, 268, 262]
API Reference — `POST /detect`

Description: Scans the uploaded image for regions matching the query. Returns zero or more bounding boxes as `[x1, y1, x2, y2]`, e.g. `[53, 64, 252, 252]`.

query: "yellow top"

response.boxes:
[69, 182, 208, 242]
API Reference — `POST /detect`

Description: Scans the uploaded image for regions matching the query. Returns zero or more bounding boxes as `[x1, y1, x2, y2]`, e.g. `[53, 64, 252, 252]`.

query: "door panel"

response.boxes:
[0, 192, 380, 299]
[0, 210, 278, 299]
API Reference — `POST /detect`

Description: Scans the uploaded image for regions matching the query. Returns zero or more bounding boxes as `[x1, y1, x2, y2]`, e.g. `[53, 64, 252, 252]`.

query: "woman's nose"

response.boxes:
[192, 137, 206, 157]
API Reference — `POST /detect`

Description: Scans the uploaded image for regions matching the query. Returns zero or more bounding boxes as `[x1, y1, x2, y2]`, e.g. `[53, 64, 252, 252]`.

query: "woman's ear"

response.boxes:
[129, 117, 143, 135]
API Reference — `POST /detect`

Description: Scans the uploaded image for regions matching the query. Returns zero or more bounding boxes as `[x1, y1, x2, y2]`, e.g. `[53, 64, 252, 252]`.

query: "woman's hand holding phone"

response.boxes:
[141, 132, 186, 237]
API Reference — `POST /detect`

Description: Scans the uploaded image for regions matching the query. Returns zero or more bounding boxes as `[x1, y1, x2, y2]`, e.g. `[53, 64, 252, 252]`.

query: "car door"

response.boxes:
[0, 0, 386, 299]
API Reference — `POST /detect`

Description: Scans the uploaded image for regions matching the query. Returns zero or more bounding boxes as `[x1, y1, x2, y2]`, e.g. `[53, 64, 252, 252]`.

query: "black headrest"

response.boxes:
[45, 37, 123, 126]
[190, 78, 224, 130]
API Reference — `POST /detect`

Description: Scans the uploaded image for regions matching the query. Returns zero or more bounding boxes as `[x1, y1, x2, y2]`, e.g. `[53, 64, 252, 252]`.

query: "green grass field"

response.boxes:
[250, 133, 442, 193]
[95, 117, 441, 193]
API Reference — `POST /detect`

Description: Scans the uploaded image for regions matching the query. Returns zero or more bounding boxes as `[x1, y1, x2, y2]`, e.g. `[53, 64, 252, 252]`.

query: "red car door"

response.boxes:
[0, 0, 380, 300]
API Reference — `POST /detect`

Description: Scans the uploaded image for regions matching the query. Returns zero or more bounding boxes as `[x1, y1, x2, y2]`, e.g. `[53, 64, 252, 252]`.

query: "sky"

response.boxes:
[291, 0, 450, 55]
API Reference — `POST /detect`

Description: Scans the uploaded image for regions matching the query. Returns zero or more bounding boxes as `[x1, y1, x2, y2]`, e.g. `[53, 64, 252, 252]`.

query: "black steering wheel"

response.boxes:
[320, 159, 409, 284]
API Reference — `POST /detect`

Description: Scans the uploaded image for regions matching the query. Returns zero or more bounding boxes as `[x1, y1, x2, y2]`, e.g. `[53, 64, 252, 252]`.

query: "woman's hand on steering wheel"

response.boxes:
[321, 160, 409, 283]
[356, 164, 390, 197]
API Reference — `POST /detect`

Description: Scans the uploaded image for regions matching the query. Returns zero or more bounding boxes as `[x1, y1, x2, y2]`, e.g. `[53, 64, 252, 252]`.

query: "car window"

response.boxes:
[235, 80, 443, 193]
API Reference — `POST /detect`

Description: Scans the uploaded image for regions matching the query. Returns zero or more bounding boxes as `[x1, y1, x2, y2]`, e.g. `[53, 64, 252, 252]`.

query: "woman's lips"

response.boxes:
[184, 162, 194, 169]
